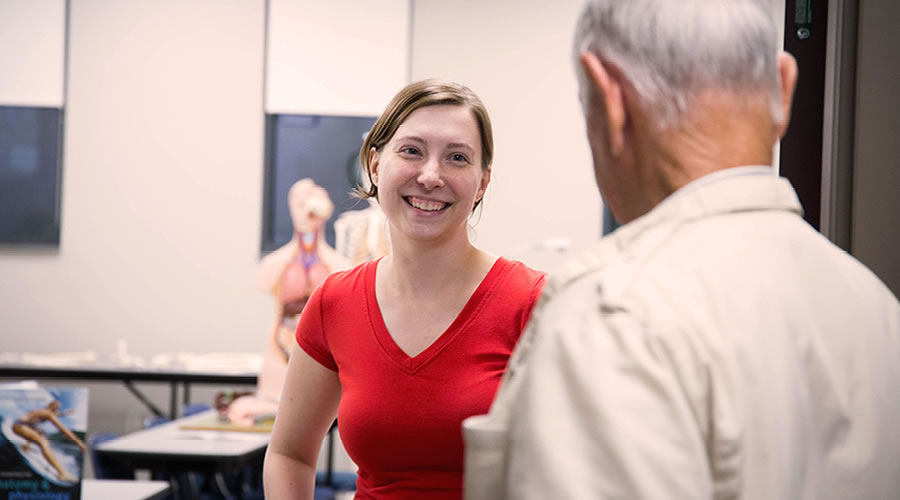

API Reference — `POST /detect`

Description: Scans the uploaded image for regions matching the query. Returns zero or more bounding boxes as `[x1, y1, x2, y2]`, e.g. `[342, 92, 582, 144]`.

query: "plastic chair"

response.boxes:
[315, 421, 357, 494]
[142, 402, 209, 429]
[142, 404, 210, 496]
[313, 485, 336, 500]
[143, 415, 170, 428]
[87, 432, 132, 479]
[180, 403, 264, 499]
[316, 471, 357, 492]
[183, 402, 211, 416]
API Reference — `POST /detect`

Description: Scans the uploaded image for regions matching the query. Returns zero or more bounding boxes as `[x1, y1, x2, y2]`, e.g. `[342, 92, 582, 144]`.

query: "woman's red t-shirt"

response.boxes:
[296, 257, 546, 499]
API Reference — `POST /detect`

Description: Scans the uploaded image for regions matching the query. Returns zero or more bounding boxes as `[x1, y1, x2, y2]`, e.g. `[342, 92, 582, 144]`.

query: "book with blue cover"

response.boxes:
[0, 382, 88, 500]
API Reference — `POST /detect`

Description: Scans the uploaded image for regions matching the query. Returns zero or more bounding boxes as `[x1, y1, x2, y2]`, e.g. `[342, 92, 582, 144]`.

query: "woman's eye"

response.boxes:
[400, 146, 420, 156]
[450, 153, 469, 163]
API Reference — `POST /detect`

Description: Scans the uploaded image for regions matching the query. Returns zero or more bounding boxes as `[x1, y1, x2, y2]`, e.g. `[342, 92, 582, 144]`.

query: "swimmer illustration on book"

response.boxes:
[11, 400, 86, 482]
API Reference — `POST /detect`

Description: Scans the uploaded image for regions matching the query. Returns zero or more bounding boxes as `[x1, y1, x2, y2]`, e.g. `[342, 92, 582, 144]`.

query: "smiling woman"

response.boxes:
[263, 80, 547, 500]
[367, 104, 490, 247]
[356, 80, 494, 209]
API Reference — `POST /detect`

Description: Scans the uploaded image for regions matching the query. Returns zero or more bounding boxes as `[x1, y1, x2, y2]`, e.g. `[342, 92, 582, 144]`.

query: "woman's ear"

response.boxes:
[368, 147, 380, 185]
[476, 166, 492, 204]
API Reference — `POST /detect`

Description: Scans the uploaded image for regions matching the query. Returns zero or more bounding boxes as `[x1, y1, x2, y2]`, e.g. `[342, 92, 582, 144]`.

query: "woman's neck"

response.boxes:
[381, 232, 489, 299]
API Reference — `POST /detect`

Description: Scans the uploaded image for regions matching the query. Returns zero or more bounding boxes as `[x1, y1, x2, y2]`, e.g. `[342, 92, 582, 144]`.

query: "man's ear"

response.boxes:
[579, 51, 627, 156]
[368, 147, 380, 185]
[775, 51, 799, 139]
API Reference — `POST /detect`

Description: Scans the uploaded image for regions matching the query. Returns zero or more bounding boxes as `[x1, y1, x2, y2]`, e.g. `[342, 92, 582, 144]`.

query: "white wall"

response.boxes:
[0, 0, 271, 454]
[266, 0, 409, 116]
[2, 0, 270, 357]
[0, 0, 609, 363]
[0, 0, 66, 107]
[411, 0, 601, 262]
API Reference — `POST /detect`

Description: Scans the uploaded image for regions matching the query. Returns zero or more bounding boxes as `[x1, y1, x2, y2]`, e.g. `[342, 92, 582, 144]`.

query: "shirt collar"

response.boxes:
[653, 165, 775, 213]
[610, 166, 802, 250]
[547, 166, 802, 297]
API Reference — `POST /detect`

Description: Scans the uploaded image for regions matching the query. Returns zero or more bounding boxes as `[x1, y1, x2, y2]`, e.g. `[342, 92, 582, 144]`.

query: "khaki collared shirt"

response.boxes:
[464, 171, 900, 499]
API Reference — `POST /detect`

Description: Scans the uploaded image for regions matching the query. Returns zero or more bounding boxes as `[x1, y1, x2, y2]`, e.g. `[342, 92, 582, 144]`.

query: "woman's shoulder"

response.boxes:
[479, 257, 547, 315]
[476, 257, 547, 335]
[318, 258, 379, 297]
[495, 256, 547, 289]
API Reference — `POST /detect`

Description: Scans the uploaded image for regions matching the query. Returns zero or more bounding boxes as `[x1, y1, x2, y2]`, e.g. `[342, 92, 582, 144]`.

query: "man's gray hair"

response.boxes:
[574, 0, 782, 129]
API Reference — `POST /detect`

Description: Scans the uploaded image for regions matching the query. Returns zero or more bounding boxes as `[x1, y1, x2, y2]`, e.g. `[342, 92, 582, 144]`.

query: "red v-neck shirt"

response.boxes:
[296, 257, 546, 499]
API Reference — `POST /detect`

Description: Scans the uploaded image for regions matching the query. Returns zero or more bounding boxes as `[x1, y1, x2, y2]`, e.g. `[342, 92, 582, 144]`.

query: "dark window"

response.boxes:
[780, 0, 829, 230]
[602, 205, 621, 235]
[261, 114, 377, 252]
[0, 106, 64, 245]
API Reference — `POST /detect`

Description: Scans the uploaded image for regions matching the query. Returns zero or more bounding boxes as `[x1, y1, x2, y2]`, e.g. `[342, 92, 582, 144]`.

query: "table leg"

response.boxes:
[169, 381, 178, 419]
[236, 466, 246, 500]
[326, 420, 336, 486]
[122, 380, 166, 419]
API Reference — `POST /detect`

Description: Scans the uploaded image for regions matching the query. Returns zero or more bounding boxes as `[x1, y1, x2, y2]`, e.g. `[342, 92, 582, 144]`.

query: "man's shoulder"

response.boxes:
[540, 229, 651, 303]
[532, 239, 628, 327]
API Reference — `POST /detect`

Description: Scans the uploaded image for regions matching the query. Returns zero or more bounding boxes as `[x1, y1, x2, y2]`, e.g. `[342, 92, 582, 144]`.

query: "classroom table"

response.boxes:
[93, 410, 269, 500]
[0, 362, 257, 419]
[82, 478, 171, 500]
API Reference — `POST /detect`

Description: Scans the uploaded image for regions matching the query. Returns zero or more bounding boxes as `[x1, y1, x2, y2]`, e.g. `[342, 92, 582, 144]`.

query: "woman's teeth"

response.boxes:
[406, 196, 448, 211]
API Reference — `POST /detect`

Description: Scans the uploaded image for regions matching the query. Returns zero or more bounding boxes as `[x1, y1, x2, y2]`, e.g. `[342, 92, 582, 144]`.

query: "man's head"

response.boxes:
[573, 0, 798, 223]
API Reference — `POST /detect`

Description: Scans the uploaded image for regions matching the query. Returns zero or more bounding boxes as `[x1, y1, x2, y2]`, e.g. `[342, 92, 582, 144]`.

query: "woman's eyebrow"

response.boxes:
[393, 135, 426, 145]
[447, 142, 475, 153]
[393, 136, 474, 154]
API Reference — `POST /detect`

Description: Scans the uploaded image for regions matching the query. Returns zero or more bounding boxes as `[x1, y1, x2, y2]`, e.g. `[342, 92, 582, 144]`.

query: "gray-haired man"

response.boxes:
[464, 0, 900, 498]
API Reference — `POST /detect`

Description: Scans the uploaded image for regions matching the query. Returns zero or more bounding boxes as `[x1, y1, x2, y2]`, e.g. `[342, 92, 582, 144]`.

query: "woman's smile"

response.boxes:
[405, 195, 450, 213]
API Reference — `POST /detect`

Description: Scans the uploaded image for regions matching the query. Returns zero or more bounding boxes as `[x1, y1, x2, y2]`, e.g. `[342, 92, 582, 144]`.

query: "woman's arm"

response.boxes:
[264, 344, 341, 499]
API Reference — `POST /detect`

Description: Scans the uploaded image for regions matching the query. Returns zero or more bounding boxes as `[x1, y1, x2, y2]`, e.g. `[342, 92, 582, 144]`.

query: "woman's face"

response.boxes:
[370, 104, 490, 245]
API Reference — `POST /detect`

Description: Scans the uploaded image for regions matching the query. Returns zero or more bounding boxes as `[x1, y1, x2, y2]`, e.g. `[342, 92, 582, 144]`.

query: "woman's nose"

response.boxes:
[417, 159, 445, 189]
